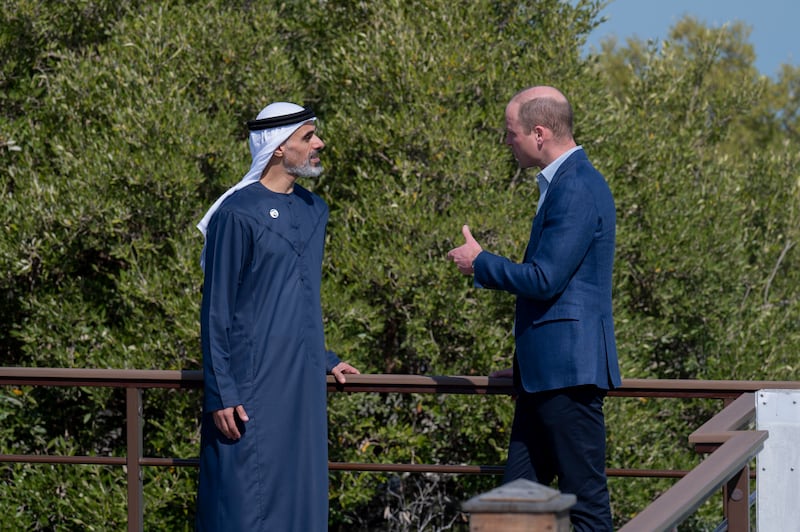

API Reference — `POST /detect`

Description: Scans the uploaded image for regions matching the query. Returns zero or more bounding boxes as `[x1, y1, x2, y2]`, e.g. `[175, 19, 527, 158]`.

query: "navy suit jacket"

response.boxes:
[473, 149, 621, 394]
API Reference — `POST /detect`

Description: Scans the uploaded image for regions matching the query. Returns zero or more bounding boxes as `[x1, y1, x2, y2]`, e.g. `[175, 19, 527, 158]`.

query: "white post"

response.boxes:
[756, 389, 800, 530]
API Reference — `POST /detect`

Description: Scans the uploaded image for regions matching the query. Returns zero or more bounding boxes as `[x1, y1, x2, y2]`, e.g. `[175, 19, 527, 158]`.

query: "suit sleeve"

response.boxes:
[200, 210, 249, 413]
[325, 350, 342, 372]
[473, 180, 597, 301]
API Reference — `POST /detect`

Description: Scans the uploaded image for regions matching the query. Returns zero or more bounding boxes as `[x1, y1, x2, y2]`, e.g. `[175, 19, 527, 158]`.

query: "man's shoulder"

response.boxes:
[559, 150, 606, 182]
[209, 184, 269, 230]
[293, 183, 323, 201]
[218, 183, 262, 210]
[293, 184, 329, 211]
[560, 148, 591, 170]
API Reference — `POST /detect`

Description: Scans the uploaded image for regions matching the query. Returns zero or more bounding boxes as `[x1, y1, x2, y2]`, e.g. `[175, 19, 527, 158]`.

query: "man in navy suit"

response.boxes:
[447, 86, 620, 531]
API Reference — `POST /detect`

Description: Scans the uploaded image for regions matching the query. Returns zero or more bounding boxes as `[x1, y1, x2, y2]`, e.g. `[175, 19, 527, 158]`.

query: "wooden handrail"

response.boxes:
[0, 367, 203, 388]
[3, 367, 798, 396]
[689, 392, 756, 449]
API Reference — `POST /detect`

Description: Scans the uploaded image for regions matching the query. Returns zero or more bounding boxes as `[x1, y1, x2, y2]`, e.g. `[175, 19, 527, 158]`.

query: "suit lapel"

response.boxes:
[522, 150, 586, 261]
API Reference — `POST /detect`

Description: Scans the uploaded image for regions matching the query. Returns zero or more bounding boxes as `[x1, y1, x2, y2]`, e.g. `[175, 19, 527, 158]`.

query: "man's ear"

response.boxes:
[273, 145, 285, 158]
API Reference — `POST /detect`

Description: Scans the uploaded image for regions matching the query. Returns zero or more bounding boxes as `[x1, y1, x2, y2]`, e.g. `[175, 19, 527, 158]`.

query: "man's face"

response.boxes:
[282, 122, 325, 178]
[504, 102, 539, 169]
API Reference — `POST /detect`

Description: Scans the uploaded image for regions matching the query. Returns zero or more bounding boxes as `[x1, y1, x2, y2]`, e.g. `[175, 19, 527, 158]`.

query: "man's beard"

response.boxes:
[285, 155, 323, 178]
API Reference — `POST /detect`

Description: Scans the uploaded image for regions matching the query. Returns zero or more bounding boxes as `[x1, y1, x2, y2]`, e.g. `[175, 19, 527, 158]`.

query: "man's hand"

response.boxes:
[446, 224, 483, 275]
[212, 404, 249, 440]
[331, 361, 360, 384]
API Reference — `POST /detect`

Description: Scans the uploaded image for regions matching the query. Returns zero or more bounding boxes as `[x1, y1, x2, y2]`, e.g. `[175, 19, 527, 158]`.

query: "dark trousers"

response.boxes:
[503, 385, 613, 532]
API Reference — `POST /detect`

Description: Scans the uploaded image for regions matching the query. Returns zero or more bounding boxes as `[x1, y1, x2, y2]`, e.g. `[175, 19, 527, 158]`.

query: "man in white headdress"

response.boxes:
[195, 102, 359, 531]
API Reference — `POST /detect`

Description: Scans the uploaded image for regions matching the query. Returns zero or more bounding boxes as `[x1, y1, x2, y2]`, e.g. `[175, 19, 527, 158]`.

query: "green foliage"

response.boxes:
[1, 1, 798, 530]
[0, 463, 127, 530]
[589, 15, 800, 383]
[587, 15, 800, 523]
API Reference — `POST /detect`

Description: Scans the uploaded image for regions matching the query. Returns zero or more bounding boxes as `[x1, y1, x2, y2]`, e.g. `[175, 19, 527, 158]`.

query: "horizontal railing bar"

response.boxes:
[0, 368, 203, 388]
[607, 468, 688, 479]
[329, 463, 505, 475]
[326, 465, 690, 479]
[0, 453, 691, 480]
[612, 378, 800, 393]
[139, 457, 199, 467]
[3, 368, 799, 398]
[0, 454, 125, 465]
[331, 375, 800, 398]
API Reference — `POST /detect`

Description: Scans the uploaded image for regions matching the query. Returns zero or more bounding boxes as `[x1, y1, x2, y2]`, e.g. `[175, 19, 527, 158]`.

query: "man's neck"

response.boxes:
[259, 173, 296, 194]
[541, 140, 578, 169]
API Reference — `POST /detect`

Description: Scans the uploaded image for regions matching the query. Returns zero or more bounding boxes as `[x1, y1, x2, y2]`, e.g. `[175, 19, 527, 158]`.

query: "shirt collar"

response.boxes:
[539, 145, 583, 185]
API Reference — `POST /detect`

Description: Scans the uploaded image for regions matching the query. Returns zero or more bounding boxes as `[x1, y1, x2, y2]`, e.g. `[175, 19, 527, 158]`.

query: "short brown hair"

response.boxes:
[517, 97, 573, 139]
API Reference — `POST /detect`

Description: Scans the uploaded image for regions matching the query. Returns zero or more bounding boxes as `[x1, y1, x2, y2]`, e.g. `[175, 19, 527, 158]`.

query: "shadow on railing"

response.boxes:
[1, 368, 798, 531]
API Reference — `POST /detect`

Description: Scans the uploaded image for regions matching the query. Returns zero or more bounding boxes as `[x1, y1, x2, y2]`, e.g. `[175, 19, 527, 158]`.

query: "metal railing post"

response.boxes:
[724, 465, 750, 532]
[126, 387, 144, 532]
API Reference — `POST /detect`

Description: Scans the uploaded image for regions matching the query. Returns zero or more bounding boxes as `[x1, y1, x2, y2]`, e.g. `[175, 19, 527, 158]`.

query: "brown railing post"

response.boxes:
[462, 479, 575, 531]
[724, 464, 750, 532]
[126, 387, 144, 532]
